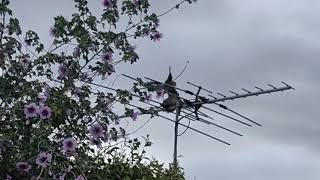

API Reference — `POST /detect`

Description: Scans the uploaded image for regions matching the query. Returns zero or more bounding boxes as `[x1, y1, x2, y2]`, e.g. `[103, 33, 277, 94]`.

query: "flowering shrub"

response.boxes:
[0, 0, 196, 179]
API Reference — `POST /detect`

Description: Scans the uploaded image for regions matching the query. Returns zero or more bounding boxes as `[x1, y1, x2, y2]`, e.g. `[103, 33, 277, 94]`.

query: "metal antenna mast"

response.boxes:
[120, 73, 294, 167]
[52, 69, 294, 167]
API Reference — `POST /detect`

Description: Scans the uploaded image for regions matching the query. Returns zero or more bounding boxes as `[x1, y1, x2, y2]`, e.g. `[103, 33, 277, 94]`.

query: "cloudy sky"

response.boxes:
[11, 0, 320, 179]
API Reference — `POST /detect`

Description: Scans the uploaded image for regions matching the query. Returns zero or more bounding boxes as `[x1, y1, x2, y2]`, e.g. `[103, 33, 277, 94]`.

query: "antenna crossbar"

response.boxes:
[194, 85, 292, 107]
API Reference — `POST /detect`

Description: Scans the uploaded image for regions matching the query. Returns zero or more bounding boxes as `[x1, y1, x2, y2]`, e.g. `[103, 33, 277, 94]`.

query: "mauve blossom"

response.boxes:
[144, 94, 152, 103]
[49, 27, 57, 37]
[58, 64, 68, 78]
[36, 152, 52, 167]
[48, 169, 53, 176]
[16, 162, 32, 172]
[89, 124, 104, 138]
[24, 103, 39, 118]
[5, 175, 12, 180]
[55, 173, 66, 180]
[102, 0, 112, 8]
[142, 29, 150, 37]
[152, 32, 163, 41]
[132, 0, 140, 7]
[37, 94, 47, 104]
[75, 175, 85, 180]
[101, 52, 113, 63]
[39, 106, 52, 119]
[131, 111, 140, 121]
[62, 138, 77, 152]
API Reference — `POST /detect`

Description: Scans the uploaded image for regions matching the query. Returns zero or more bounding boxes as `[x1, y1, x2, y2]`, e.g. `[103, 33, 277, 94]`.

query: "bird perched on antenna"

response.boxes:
[161, 67, 180, 112]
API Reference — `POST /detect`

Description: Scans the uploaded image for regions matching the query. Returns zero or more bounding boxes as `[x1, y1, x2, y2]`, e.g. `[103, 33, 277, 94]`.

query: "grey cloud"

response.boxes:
[10, 0, 320, 179]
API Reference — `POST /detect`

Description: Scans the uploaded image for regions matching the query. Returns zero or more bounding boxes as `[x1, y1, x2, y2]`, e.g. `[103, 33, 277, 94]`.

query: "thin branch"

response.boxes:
[174, 61, 189, 81]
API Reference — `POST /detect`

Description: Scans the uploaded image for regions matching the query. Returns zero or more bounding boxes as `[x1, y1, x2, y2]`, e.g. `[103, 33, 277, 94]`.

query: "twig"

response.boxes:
[174, 61, 189, 80]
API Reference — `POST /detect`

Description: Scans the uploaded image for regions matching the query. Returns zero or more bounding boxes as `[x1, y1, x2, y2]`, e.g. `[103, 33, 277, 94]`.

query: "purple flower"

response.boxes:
[132, 0, 140, 7]
[153, 32, 163, 41]
[101, 52, 113, 63]
[58, 64, 69, 78]
[89, 124, 104, 138]
[89, 138, 102, 149]
[57, 173, 66, 180]
[144, 94, 152, 103]
[36, 152, 52, 167]
[48, 169, 53, 176]
[75, 175, 85, 180]
[62, 138, 77, 152]
[5, 175, 12, 180]
[37, 94, 47, 104]
[39, 106, 52, 119]
[24, 103, 39, 118]
[49, 27, 57, 37]
[102, 0, 112, 8]
[131, 111, 140, 121]
[142, 29, 150, 37]
[16, 162, 32, 172]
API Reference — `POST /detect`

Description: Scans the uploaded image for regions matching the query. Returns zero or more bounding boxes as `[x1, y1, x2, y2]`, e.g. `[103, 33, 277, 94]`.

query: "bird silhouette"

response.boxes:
[161, 67, 179, 112]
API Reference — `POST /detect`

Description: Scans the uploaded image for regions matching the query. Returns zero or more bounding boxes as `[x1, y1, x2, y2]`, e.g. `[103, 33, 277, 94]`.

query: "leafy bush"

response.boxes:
[0, 0, 195, 179]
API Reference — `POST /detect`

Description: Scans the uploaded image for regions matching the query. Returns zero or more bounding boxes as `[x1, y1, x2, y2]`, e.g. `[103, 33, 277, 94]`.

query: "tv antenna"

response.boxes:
[121, 71, 294, 166]
[56, 68, 293, 167]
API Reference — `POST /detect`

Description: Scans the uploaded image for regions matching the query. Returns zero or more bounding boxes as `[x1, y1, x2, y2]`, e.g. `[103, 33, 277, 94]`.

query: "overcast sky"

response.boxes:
[11, 0, 320, 179]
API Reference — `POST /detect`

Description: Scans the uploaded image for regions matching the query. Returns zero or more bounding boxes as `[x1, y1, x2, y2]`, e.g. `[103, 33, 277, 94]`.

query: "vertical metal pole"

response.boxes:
[173, 99, 180, 166]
